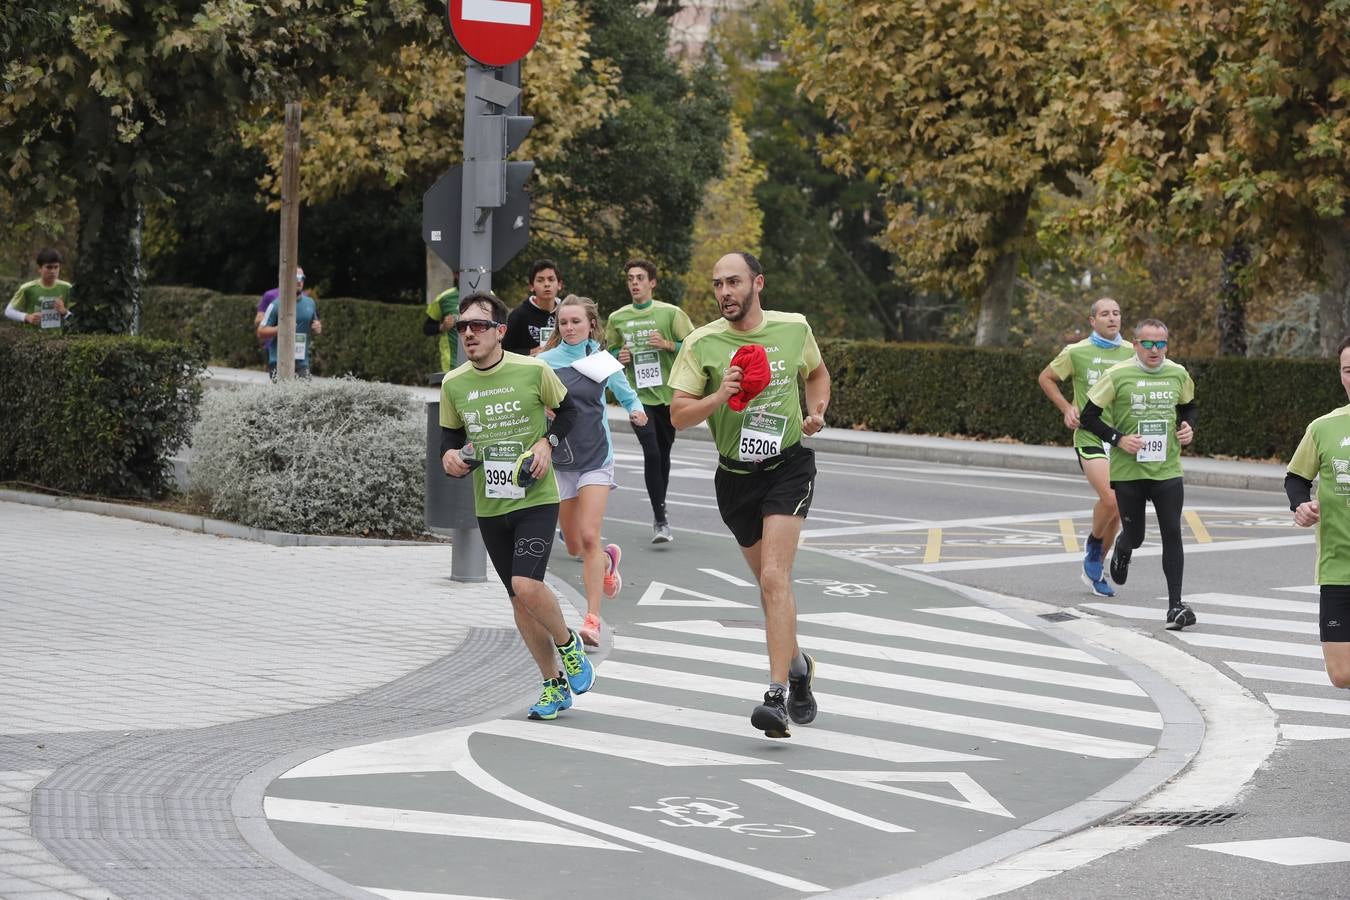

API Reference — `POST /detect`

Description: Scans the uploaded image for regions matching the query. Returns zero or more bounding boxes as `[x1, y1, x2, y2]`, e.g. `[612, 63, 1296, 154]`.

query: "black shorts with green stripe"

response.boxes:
[714, 444, 816, 548]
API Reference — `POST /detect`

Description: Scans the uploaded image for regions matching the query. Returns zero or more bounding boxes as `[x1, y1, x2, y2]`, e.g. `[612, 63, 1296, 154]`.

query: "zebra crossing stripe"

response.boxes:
[1179, 592, 1319, 616]
[798, 612, 1104, 664]
[600, 662, 1155, 759]
[917, 606, 1035, 630]
[1264, 693, 1350, 716]
[263, 797, 633, 850]
[1226, 662, 1329, 685]
[582, 693, 993, 764]
[360, 888, 508, 900]
[639, 620, 1142, 696]
[1083, 603, 1317, 636]
[1279, 724, 1350, 741]
[614, 636, 1161, 729]
[1174, 632, 1323, 660]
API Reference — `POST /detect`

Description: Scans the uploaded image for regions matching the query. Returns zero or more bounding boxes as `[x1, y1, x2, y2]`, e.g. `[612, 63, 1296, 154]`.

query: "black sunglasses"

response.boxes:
[454, 319, 501, 334]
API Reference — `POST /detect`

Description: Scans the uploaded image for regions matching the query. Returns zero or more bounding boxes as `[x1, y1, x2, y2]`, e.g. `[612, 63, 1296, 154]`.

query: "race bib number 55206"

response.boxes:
[739, 411, 787, 463]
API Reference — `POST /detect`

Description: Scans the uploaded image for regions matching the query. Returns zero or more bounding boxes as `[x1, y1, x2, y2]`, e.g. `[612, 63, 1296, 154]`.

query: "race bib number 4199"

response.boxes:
[1136, 420, 1167, 463]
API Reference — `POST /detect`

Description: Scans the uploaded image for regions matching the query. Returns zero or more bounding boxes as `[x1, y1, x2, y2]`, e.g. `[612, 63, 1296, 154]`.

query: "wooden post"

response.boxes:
[276, 101, 302, 380]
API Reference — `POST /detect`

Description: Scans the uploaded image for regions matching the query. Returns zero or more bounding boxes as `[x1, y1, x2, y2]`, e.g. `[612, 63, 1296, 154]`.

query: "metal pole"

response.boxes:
[276, 101, 302, 380]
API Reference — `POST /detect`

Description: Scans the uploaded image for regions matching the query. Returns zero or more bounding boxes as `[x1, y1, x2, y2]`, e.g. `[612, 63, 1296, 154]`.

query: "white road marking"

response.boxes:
[1279, 724, 1350, 741]
[798, 612, 1103, 664]
[635, 580, 754, 608]
[448, 738, 830, 892]
[1180, 592, 1320, 615]
[1083, 603, 1317, 636]
[906, 534, 1314, 573]
[582, 693, 993, 764]
[801, 510, 1090, 540]
[698, 568, 755, 587]
[1227, 662, 1330, 685]
[474, 719, 770, 766]
[613, 636, 1161, 729]
[796, 770, 1014, 818]
[461, 0, 532, 27]
[1173, 632, 1323, 659]
[1189, 836, 1350, 866]
[742, 779, 912, 833]
[639, 620, 1143, 696]
[361, 889, 508, 900]
[1263, 693, 1350, 716]
[1274, 585, 1319, 595]
[600, 662, 1154, 759]
[917, 606, 1035, 630]
[264, 797, 631, 850]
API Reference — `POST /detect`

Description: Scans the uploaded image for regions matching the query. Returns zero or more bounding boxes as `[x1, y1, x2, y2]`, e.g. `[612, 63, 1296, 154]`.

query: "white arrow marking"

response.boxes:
[264, 797, 632, 849]
[637, 580, 754, 608]
[795, 770, 1014, 818]
[743, 779, 912, 833]
[462, 0, 532, 27]
[699, 567, 756, 587]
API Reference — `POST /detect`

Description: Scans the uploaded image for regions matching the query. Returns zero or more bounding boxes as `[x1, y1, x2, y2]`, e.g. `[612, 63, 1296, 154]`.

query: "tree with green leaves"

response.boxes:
[1090, 0, 1350, 356]
[787, 0, 1103, 346]
[1, 1, 444, 332]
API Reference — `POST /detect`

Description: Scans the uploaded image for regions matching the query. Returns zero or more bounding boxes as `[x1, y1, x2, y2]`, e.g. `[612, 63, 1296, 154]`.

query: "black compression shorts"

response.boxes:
[1320, 585, 1350, 642]
[478, 503, 559, 596]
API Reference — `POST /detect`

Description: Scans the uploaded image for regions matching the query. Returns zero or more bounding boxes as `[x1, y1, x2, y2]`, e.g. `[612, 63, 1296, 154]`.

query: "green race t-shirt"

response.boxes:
[8, 279, 72, 328]
[426, 287, 459, 371]
[668, 311, 822, 468]
[1287, 405, 1350, 584]
[1087, 357, 1195, 482]
[605, 300, 695, 406]
[439, 352, 567, 517]
[1048, 337, 1135, 450]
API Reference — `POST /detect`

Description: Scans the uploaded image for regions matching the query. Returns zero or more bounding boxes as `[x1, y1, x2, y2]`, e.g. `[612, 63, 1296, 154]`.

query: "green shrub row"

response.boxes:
[139, 286, 442, 384]
[0, 328, 205, 498]
[819, 338, 1344, 461]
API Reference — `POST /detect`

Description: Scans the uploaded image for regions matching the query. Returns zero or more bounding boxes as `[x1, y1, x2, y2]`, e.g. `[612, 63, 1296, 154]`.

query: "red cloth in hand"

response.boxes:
[728, 344, 772, 412]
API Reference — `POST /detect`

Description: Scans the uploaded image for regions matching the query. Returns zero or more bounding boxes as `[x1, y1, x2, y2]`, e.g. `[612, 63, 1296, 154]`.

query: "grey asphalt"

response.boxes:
[0, 365, 1325, 900]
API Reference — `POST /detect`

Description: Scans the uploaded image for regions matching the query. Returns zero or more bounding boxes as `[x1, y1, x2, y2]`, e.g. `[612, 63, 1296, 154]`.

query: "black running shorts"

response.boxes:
[1320, 585, 1350, 642]
[714, 446, 816, 548]
[478, 503, 559, 596]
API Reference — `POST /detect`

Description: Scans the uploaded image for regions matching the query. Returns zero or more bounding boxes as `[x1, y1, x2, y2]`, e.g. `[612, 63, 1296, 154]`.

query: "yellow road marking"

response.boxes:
[1059, 519, 1079, 553]
[923, 528, 943, 564]
[1184, 510, 1212, 544]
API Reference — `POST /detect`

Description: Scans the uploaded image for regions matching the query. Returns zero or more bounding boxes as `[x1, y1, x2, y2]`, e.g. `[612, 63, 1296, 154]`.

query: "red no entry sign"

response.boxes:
[448, 0, 544, 67]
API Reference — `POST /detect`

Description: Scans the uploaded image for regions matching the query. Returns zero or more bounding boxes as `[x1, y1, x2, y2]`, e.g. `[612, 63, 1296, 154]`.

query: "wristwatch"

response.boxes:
[547, 433, 560, 448]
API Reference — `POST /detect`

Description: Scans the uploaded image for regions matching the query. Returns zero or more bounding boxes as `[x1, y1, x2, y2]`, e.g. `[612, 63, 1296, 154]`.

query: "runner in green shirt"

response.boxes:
[423, 282, 459, 372]
[604, 258, 695, 543]
[1080, 318, 1198, 630]
[1285, 334, 1350, 689]
[670, 251, 831, 739]
[1037, 297, 1135, 597]
[438, 291, 594, 720]
[5, 248, 72, 329]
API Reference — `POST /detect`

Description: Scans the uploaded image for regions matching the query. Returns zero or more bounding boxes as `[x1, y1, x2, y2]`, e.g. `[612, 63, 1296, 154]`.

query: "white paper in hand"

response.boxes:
[571, 349, 624, 383]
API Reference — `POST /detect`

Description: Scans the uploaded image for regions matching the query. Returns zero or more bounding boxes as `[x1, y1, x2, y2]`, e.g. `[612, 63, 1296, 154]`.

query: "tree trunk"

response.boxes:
[973, 191, 1031, 347]
[1216, 239, 1249, 357]
[1319, 220, 1350, 356]
[70, 98, 142, 335]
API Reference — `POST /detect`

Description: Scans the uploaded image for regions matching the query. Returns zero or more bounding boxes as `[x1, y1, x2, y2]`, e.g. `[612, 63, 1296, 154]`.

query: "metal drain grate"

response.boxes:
[1039, 611, 1079, 622]
[1115, 811, 1239, 827]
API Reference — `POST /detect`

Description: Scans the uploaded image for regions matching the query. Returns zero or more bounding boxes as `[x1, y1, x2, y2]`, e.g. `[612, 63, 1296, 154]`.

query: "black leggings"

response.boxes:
[478, 503, 559, 597]
[631, 403, 676, 523]
[1114, 477, 1185, 604]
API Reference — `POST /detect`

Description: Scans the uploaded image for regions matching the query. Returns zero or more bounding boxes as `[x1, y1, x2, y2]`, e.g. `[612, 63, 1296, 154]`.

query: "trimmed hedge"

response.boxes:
[139, 286, 441, 384]
[0, 327, 205, 498]
[820, 338, 1345, 461]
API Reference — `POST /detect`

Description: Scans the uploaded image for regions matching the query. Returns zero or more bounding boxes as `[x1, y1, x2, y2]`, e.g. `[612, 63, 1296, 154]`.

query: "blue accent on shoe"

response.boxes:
[558, 630, 595, 694]
[1083, 536, 1104, 582]
[1081, 571, 1116, 597]
[527, 678, 573, 720]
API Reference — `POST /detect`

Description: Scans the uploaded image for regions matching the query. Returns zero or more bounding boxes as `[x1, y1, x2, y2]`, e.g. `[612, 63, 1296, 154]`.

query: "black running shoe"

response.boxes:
[787, 654, 817, 725]
[1109, 544, 1132, 585]
[751, 687, 791, 738]
[1165, 603, 1197, 631]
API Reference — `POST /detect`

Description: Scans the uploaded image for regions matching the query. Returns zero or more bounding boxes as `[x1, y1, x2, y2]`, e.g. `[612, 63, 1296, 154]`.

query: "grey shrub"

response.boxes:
[190, 378, 426, 536]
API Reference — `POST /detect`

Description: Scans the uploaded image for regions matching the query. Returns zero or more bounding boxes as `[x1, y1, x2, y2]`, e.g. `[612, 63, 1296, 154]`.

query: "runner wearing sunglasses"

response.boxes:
[1080, 319, 1198, 630]
[439, 292, 596, 720]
